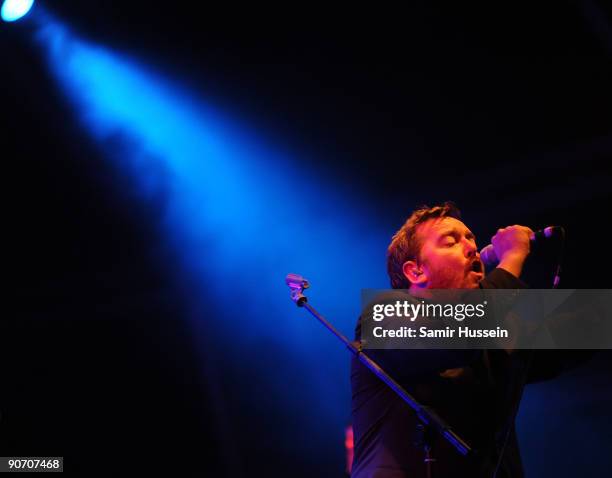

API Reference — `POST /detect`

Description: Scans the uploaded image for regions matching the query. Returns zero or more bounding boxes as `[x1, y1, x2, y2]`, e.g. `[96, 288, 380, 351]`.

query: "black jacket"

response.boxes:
[350, 268, 537, 477]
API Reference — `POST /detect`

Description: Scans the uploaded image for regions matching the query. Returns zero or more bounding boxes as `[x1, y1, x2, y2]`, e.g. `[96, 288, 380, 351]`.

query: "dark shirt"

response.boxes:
[350, 268, 530, 478]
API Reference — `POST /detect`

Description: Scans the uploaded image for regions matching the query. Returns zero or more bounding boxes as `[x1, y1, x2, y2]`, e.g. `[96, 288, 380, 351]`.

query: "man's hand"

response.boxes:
[491, 225, 533, 278]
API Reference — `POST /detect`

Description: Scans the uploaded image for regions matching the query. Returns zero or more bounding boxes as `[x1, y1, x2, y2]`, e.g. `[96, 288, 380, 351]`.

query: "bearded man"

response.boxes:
[350, 202, 536, 477]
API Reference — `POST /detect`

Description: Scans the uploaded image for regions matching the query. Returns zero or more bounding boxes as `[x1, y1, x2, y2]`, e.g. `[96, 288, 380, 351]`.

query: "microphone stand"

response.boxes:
[286, 274, 473, 478]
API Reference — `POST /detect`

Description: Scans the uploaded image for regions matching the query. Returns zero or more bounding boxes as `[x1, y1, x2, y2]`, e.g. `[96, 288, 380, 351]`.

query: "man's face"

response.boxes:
[413, 216, 484, 289]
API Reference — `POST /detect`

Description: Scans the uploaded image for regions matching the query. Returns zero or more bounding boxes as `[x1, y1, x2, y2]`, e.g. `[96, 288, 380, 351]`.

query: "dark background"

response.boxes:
[2, 1, 612, 476]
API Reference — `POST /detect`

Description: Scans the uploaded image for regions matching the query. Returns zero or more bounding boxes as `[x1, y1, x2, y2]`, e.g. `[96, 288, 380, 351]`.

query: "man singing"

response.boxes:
[350, 202, 538, 477]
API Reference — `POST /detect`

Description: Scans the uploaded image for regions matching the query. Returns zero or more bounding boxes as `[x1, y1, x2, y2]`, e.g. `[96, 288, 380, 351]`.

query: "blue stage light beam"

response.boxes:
[1, 0, 34, 22]
[34, 13, 391, 460]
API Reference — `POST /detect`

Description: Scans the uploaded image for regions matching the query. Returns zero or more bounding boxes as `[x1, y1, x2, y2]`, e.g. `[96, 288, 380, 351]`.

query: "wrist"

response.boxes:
[497, 253, 527, 279]
[500, 250, 529, 263]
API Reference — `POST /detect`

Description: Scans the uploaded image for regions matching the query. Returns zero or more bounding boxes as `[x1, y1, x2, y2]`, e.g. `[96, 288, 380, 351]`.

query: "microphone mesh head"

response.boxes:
[480, 244, 498, 267]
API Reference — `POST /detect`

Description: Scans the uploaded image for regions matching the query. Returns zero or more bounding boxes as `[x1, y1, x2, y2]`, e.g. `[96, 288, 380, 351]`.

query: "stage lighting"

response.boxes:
[1, 0, 34, 22]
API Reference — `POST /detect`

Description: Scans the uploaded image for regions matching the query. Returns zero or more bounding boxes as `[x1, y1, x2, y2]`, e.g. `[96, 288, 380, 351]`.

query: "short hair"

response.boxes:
[386, 202, 462, 288]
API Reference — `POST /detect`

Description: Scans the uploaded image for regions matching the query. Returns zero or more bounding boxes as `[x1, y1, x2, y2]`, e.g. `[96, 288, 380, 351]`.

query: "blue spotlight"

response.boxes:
[1, 0, 34, 22]
[35, 15, 392, 455]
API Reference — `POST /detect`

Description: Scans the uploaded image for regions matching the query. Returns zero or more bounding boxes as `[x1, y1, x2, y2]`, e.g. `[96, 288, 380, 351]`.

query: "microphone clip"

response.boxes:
[286, 273, 310, 306]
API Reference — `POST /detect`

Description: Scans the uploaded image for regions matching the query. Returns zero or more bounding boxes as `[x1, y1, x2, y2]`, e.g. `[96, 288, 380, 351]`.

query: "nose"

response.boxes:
[464, 239, 477, 258]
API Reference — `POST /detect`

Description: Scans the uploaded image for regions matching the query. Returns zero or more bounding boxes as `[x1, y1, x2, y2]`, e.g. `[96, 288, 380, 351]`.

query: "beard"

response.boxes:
[424, 263, 480, 289]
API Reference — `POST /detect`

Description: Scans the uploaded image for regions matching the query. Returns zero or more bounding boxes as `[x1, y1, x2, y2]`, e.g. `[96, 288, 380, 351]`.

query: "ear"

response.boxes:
[402, 260, 427, 287]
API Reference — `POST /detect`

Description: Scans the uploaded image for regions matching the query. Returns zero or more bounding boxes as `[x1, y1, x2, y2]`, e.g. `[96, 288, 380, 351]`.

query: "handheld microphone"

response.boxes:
[480, 226, 563, 267]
